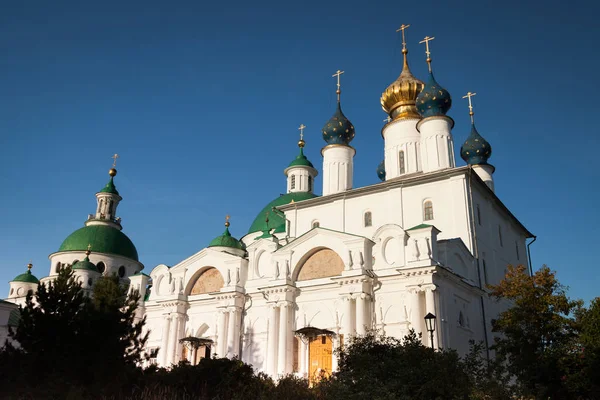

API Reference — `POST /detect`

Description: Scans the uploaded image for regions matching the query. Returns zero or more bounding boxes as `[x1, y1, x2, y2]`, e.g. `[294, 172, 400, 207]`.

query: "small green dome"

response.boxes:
[72, 256, 99, 273]
[58, 225, 139, 261]
[248, 192, 318, 234]
[287, 147, 314, 168]
[12, 269, 40, 284]
[208, 226, 244, 250]
[99, 176, 119, 195]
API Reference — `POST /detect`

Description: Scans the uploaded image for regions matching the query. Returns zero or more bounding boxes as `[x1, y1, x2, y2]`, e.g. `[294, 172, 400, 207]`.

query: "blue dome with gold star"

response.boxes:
[460, 123, 492, 165]
[416, 72, 452, 118]
[376, 160, 386, 181]
[322, 103, 355, 145]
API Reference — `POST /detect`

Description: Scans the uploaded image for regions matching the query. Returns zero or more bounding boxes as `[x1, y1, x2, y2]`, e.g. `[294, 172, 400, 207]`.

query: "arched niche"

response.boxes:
[296, 248, 344, 281]
[187, 267, 224, 295]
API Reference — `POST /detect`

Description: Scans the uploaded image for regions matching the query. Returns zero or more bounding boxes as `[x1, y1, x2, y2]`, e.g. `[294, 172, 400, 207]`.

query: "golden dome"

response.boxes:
[380, 50, 425, 120]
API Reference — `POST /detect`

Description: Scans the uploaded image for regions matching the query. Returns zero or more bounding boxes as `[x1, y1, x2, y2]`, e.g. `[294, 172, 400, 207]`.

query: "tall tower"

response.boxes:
[415, 36, 456, 172]
[321, 70, 356, 196]
[380, 24, 425, 179]
[460, 92, 495, 191]
[89, 154, 122, 230]
[284, 125, 318, 194]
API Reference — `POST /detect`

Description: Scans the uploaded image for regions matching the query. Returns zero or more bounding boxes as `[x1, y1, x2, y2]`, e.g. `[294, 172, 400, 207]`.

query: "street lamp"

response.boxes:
[424, 312, 436, 349]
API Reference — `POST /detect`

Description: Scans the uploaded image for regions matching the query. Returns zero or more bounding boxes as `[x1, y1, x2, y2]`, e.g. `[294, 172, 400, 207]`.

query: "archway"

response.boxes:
[187, 267, 224, 295]
[296, 248, 344, 281]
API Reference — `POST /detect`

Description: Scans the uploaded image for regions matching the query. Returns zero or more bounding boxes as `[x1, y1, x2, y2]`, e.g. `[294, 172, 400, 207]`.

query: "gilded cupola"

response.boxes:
[380, 25, 425, 121]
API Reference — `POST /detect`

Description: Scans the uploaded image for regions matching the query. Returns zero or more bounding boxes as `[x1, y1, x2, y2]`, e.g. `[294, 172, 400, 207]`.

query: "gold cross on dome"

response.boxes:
[298, 124, 306, 140]
[396, 24, 410, 51]
[225, 214, 230, 227]
[383, 116, 392, 123]
[462, 92, 477, 122]
[111, 153, 119, 168]
[419, 36, 435, 71]
[332, 70, 344, 101]
[87, 244, 92, 251]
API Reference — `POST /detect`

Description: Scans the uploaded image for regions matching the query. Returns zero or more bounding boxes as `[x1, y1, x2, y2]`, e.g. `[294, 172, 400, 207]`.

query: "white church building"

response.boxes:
[5, 32, 533, 381]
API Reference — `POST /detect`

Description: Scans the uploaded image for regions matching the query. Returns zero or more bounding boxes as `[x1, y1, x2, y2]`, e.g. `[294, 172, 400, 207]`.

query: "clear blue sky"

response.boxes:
[1, 0, 598, 302]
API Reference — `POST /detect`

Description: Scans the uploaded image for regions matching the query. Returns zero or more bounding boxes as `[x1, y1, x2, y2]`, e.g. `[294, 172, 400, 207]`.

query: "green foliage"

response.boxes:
[317, 330, 472, 400]
[488, 265, 586, 399]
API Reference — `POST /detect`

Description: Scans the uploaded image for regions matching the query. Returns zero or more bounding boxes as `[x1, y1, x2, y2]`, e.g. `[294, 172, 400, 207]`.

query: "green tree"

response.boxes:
[316, 330, 473, 400]
[488, 265, 583, 399]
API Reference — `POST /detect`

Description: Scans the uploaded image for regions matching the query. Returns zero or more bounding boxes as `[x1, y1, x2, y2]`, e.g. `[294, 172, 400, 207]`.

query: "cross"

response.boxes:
[396, 24, 410, 51]
[298, 124, 306, 141]
[225, 214, 230, 227]
[383, 116, 392, 123]
[419, 36, 435, 71]
[332, 69, 344, 100]
[27, 261, 33, 271]
[462, 92, 477, 122]
[111, 153, 119, 168]
[87, 243, 92, 252]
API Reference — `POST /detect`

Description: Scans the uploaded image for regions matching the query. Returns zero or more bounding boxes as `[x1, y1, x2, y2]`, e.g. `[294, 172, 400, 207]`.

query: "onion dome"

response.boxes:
[380, 49, 425, 121]
[100, 168, 119, 195]
[460, 123, 492, 165]
[208, 217, 244, 250]
[376, 160, 386, 181]
[58, 225, 139, 261]
[12, 263, 40, 284]
[248, 192, 318, 234]
[416, 71, 452, 117]
[72, 250, 99, 273]
[322, 102, 355, 145]
[288, 138, 314, 169]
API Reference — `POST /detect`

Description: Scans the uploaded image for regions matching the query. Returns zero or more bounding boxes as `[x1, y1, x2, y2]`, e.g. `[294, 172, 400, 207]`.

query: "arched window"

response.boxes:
[10, 288, 14, 296]
[308, 176, 312, 192]
[423, 200, 434, 221]
[97, 262, 106, 274]
[312, 221, 320, 228]
[364, 211, 372, 227]
[118, 266, 126, 278]
[291, 175, 296, 190]
[399, 150, 406, 174]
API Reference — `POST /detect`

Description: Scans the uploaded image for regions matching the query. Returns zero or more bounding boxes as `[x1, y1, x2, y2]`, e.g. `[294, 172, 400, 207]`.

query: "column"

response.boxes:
[331, 335, 339, 372]
[267, 304, 279, 376]
[166, 313, 179, 366]
[355, 294, 366, 335]
[226, 307, 237, 358]
[160, 314, 171, 366]
[174, 314, 186, 362]
[217, 309, 227, 357]
[343, 296, 354, 344]
[190, 347, 197, 365]
[277, 303, 289, 376]
[299, 338, 307, 378]
[410, 289, 421, 334]
[425, 286, 438, 349]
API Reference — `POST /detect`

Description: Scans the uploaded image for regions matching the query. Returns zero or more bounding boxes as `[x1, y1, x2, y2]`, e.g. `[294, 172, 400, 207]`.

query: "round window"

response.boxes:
[118, 266, 125, 278]
[97, 262, 106, 274]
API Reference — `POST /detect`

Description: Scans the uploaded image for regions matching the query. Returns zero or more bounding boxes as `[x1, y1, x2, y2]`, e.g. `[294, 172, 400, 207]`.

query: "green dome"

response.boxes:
[58, 225, 139, 261]
[12, 269, 39, 284]
[72, 256, 99, 273]
[208, 226, 244, 250]
[248, 192, 318, 234]
[99, 176, 119, 195]
[287, 147, 314, 168]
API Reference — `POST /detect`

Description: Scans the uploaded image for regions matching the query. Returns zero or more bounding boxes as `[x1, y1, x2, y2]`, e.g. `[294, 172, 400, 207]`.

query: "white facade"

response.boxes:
[3, 45, 532, 381]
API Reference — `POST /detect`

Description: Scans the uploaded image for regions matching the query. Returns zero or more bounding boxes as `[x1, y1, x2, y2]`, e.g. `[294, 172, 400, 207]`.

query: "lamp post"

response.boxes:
[424, 312, 436, 349]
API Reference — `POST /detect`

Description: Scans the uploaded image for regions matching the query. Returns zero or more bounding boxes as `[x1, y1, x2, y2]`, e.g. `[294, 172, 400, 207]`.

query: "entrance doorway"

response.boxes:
[308, 335, 332, 384]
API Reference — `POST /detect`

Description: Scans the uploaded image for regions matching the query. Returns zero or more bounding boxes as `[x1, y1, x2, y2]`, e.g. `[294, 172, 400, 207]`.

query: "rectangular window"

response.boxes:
[364, 211, 372, 227]
[423, 201, 434, 221]
[308, 176, 312, 192]
[498, 225, 503, 247]
[476, 204, 481, 226]
[291, 175, 296, 190]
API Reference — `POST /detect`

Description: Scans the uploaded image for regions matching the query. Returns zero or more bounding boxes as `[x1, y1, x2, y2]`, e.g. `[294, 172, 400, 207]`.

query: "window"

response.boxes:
[312, 221, 320, 228]
[118, 266, 126, 278]
[399, 151, 405, 175]
[482, 259, 489, 285]
[458, 311, 465, 327]
[476, 204, 481, 226]
[291, 175, 296, 190]
[321, 335, 327, 344]
[498, 225, 503, 247]
[10, 288, 14, 296]
[423, 200, 434, 221]
[55, 262, 61, 273]
[97, 262, 106, 274]
[364, 211, 372, 227]
[308, 176, 312, 192]
[515, 241, 520, 260]
[88, 278, 93, 286]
